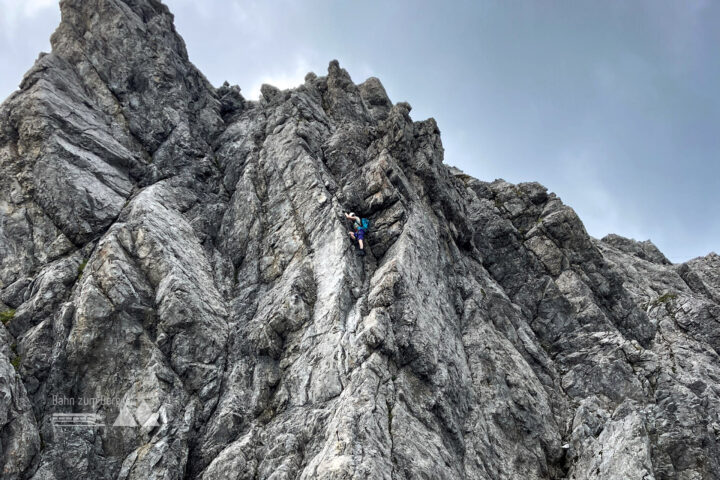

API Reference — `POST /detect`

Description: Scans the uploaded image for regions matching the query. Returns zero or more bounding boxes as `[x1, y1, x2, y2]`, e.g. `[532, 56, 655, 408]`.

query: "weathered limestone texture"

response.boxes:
[0, 1, 718, 478]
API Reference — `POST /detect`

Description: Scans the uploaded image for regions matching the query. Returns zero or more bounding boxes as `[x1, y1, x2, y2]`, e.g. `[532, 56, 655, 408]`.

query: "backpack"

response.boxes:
[360, 218, 370, 230]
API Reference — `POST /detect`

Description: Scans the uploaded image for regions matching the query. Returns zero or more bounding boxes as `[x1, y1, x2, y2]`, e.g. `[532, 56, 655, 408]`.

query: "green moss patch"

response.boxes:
[654, 292, 677, 305]
[77, 259, 88, 278]
[0, 309, 15, 325]
[11, 355, 21, 372]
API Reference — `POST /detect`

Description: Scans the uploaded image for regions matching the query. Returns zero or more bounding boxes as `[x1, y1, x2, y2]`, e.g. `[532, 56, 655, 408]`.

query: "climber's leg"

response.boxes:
[356, 230, 365, 251]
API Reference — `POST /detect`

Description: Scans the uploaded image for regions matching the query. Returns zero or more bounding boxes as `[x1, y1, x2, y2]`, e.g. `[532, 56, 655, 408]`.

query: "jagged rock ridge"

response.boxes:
[0, 1, 719, 479]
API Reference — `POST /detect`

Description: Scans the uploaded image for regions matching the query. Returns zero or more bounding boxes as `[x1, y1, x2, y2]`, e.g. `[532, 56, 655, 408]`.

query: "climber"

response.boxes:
[345, 212, 369, 257]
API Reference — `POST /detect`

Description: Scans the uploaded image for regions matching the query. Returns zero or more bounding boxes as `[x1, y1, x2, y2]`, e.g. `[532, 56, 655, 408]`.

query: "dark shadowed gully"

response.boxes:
[0, 1, 719, 479]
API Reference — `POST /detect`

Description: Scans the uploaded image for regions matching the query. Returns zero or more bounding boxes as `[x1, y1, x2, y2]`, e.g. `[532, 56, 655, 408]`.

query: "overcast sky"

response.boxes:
[1, 0, 718, 262]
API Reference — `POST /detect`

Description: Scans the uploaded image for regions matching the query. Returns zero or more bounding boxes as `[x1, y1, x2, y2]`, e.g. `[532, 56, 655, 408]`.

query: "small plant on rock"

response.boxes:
[0, 309, 15, 325]
[11, 355, 21, 372]
[77, 259, 88, 279]
[653, 292, 677, 305]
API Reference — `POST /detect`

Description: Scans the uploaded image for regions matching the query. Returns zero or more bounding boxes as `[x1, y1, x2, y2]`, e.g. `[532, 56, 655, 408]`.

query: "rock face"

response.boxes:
[0, 1, 718, 479]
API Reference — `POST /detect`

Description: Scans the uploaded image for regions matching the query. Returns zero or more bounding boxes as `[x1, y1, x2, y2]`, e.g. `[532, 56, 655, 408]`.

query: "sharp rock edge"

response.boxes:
[0, 1, 719, 479]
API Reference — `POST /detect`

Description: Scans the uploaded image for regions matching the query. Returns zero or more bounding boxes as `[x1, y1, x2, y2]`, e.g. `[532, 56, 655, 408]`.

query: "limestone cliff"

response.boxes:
[0, 1, 718, 479]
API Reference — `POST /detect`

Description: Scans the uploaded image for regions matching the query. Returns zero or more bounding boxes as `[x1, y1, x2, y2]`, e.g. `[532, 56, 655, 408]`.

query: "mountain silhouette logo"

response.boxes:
[111, 396, 166, 428]
[136, 401, 160, 428]
[112, 405, 138, 427]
